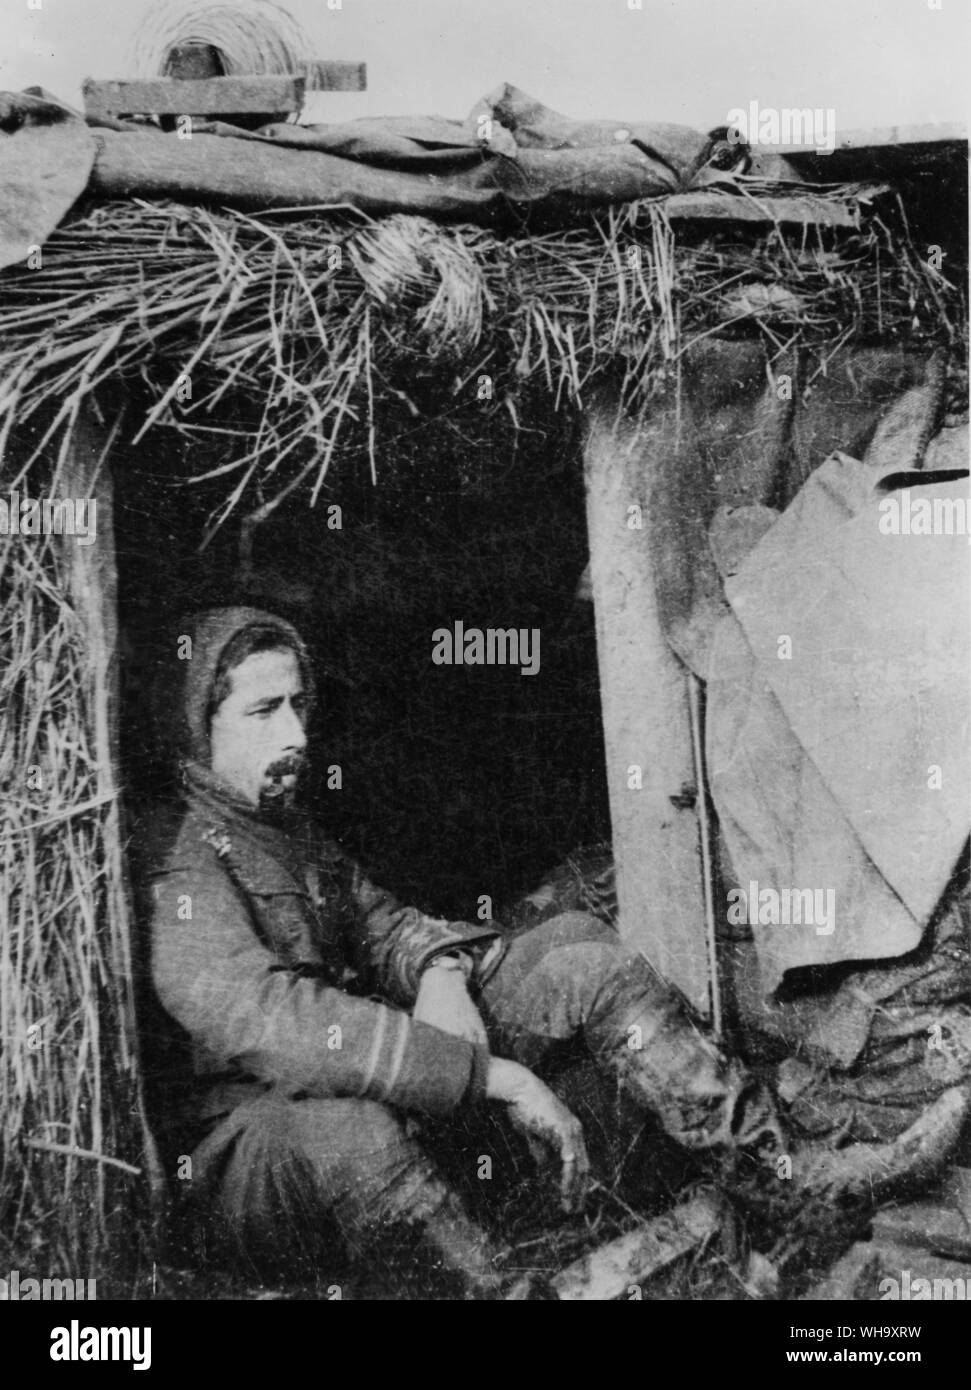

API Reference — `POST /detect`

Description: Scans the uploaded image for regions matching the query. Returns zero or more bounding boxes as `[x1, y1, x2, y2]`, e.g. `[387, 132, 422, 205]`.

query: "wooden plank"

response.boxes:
[664, 191, 862, 228]
[82, 75, 306, 120]
[303, 60, 367, 92]
[551, 1194, 718, 1300]
[59, 406, 168, 1215]
[159, 50, 366, 90]
[779, 120, 966, 155]
[583, 403, 712, 1015]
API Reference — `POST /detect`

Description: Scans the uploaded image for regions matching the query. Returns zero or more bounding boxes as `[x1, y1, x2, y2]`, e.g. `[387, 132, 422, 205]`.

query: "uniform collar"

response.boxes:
[180, 759, 309, 865]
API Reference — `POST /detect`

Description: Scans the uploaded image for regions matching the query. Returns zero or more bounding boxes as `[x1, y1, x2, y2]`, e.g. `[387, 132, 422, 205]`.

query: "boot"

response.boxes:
[607, 994, 970, 1257]
[607, 996, 784, 1161]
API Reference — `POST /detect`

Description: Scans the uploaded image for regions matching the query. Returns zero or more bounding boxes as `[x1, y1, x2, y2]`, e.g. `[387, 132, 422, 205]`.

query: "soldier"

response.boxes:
[140, 606, 936, 1298]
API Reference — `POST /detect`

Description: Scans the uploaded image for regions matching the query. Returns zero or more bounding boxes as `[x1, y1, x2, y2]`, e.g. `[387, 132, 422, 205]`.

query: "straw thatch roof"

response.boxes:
[0, 180, 960, 537]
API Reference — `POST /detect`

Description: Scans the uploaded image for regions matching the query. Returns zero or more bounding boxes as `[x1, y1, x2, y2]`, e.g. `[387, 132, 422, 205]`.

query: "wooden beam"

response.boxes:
[303, 60, 367, 92]
[59, 406, 168, 1216]
[551, 1193, 718, 1300]
[159, 46, 367, 92]
[779, 120, 966, 156]
[663, 191, 861, 228]
[583, 403, 712, 1015]
[82, 75, 306, 121]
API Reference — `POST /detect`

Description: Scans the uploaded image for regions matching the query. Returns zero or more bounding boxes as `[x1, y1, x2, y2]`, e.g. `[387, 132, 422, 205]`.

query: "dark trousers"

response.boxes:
[185, 912, 774, 1277]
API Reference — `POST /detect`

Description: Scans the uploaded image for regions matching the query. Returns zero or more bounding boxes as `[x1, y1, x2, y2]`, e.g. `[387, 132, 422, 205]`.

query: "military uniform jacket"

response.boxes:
[148, 769, 500, 1125]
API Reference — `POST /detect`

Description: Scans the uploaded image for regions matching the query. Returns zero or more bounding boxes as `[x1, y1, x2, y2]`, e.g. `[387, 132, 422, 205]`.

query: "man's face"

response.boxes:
[210, 648, 308, 809]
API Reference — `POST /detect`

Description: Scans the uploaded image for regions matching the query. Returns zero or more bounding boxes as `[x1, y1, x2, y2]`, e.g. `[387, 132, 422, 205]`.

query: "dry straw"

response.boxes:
[0, 494, 145, 1276]
[0, 186, 960, 540]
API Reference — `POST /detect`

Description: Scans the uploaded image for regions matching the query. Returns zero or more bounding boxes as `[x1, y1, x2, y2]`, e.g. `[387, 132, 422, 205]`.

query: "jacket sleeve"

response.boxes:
[150, 863, 489, 1118]
[340, 858, 501, 1008]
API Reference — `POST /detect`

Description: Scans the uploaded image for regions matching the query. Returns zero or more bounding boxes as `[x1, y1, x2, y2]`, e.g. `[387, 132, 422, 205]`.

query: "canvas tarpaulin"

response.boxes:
[604, 341, 944, 679]
[0, 90, 97, 273]
[0, 82, 751, 271]
[705, 417, 970, 994]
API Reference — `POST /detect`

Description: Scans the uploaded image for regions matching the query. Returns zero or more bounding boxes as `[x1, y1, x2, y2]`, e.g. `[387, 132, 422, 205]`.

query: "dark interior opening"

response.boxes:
[115, 381, 609, 919]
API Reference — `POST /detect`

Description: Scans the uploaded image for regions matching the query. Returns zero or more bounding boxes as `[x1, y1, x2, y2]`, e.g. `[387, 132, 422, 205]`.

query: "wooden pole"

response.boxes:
[688, 672, 722, 1039]
[583, 400, 712, 1016]
[58, 406, 168, 1218]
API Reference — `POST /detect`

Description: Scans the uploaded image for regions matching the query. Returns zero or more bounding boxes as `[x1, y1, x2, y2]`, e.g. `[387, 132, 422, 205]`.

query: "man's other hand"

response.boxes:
[486, 1058, 590, 1215]
[413, 964, 489, 1046]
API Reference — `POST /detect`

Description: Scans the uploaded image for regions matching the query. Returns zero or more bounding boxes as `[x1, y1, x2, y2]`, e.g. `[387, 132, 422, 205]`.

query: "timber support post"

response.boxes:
[583, 400, 714, 1017]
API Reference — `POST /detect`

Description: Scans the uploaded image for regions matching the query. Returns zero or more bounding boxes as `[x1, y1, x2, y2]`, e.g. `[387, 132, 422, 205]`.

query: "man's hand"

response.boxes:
[486, 1058, 590, 1215]
[413, 963, 489, 1046]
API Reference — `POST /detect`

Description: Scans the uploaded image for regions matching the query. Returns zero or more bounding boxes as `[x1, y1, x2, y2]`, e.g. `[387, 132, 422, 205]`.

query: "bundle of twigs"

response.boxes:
[0, 514, 143, 1275]
[0, 188, 960, 535]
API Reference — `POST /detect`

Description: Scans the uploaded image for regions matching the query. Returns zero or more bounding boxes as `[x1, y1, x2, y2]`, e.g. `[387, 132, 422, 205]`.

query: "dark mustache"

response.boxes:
[264, 755, 305, 780]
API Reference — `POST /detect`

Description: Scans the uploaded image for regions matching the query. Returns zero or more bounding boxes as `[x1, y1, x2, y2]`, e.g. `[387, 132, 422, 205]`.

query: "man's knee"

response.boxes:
[481, 911, 671, 1067]
[544, 911, 648, 977]
[191, 1092, 453, 1268]
[288, 1098, 451, 1237]
[537, 909, 618, 949]
[250, 1095, 427, 1201]
[492, 910, 623, 984]
[201, 1091, 405, 1161]
[290, 1096, 410, 1156]
[488, 909, 657, 1005]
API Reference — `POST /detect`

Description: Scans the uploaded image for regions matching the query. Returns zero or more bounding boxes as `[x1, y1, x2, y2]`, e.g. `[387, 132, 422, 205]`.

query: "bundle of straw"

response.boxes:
[135, 0, 311, 78]
[0, 512, 143, 1277]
